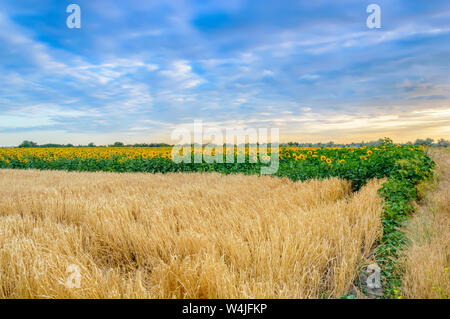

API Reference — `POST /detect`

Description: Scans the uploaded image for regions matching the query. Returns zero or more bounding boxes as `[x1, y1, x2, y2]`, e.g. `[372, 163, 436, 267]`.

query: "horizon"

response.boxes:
[5, 136, 447, 149]
[1, 1, 450, 146]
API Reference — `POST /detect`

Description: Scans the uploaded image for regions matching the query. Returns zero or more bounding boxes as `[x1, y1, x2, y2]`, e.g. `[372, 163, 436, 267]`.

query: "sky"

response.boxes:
[0, 0, 449, 146]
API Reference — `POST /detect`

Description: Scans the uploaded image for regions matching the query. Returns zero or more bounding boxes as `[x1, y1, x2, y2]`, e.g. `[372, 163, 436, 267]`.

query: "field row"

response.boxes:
[0, 144, 432, 190]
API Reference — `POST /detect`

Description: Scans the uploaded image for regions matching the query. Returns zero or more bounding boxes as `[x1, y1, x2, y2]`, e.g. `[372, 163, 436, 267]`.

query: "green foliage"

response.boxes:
[18, 140, 38, 148]
[110, 142, 125, 147]
[375, 151, 434, 297]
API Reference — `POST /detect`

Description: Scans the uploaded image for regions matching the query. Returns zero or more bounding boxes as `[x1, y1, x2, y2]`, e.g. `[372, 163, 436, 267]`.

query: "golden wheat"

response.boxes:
[401, 149, 450, 299]
[0, 169, 383, 298]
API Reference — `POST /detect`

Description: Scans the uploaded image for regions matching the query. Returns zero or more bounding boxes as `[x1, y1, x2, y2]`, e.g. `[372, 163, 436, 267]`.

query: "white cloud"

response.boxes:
[299, 74, 320, 80]
[0, 115, 53, 128]
[160, 60, 203, 89]
[262, 69, 274, 77]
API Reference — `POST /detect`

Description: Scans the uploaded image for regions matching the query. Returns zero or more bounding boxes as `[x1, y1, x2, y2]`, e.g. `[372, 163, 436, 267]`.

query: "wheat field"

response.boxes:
[0, 169, 384, 298]
[401, 149, 450, 298]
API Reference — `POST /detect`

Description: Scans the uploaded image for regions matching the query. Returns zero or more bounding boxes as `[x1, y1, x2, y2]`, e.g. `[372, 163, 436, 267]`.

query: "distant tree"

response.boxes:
[88, 142, 95, 147]
[41, 143, 63, 148]
[436, 139, 449, 147]
[18, 140, 38, 148]
[414, 138, 434, 146]
[111, 142, 124, 147]
[374, 138, 384, 146]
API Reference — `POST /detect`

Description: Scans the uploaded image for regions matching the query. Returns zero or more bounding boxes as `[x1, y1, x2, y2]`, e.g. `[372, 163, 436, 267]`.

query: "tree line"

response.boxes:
[14, 138, 449, 148]
[284, 138, 450, 148]
[16, 141, 172, 148]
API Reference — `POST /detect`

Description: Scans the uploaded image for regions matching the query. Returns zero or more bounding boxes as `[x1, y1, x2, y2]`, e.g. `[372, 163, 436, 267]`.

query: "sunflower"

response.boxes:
[326, 158, 332, 164]
[367, 150, 373, 156]
[320, 155, 326, 161]
[360, 156, 366, 160]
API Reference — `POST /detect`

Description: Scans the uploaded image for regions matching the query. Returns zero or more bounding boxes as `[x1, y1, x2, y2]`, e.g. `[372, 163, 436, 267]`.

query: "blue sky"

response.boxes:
[0, 0, 449, 146]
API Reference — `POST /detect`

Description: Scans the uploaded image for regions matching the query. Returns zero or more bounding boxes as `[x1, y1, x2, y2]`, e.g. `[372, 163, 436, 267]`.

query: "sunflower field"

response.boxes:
[0, 143, 433, 191]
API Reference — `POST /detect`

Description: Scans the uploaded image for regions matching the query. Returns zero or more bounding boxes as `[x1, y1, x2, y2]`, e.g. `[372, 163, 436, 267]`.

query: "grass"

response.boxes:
[0, 169, 384, 298]
[400, 148, 450, 299]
